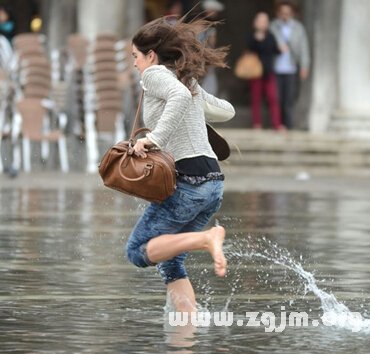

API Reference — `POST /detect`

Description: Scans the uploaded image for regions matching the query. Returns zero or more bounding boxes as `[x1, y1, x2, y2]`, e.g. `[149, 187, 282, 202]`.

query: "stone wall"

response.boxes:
[42, 0, 144, 49]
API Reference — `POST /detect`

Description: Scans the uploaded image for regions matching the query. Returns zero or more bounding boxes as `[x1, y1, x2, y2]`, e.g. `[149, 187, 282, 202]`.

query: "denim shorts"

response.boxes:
[125, 179, 224, 284]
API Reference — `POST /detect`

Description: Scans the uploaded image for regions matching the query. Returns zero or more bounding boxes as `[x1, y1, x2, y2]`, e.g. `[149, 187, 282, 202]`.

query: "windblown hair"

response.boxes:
[132, 16, 229, 94]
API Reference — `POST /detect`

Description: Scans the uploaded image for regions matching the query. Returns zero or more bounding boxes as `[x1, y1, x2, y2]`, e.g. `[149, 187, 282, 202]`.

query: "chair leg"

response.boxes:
[0, 137, 3, 173]
[115, 112, 126, 142]
[41, 114, 50, 161]
[58, 136, 69, 173]
[22, 138, 31, 172]
[0, 109, 4, 173]
[85, 111, 98, 173]
[11, 112, 22, 171]
[41, 140, 49, 162]
[12, 144, 21, 171]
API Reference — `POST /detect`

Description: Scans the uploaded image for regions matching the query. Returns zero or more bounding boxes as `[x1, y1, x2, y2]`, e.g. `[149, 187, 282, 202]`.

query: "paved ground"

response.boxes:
[2, 169, 370, 353]
[1, 170, 370, 196]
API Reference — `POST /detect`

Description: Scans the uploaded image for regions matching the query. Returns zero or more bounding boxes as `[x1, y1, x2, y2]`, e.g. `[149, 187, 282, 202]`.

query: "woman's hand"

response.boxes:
[279, 43, 289, 53]
[300, 68, 309, 81]
[133, 137, 153, 158]
[254, 30, 266, 41]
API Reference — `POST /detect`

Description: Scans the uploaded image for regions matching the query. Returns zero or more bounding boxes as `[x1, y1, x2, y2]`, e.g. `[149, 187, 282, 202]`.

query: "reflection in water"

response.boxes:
[1, 186, 370, 353]
[164, 321, 196, 354]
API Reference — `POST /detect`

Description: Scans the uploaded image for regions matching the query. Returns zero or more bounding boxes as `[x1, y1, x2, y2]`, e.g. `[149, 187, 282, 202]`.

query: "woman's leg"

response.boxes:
[167, 278, 197, 312]
[250, 78, 263, 128]
[147, 226, 226, 277]
[264, 74, 283, 130]
[162, 199, 225, 313]
[126, 180, 225, 312]
[276, 74, 287, 127]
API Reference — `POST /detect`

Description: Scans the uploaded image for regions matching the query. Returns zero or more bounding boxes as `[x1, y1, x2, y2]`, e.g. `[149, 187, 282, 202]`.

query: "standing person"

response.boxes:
[247, 12, 284, 131]
[126, 16, 235, 313]
[270, 1, 310, 129]
[0, 6, 14, 43]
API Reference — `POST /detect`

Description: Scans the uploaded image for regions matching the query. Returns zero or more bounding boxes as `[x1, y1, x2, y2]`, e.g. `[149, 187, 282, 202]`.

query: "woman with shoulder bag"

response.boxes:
[247, 12, 285, 131]
[126, 16, 235, 312]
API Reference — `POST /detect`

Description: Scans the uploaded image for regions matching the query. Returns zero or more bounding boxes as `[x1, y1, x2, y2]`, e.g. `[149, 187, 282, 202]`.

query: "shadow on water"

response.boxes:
[1, 187, 370, 353]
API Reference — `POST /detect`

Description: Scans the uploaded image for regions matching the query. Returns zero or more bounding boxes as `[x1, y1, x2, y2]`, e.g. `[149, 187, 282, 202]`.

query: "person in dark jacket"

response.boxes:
[0, 6, 14, 43]
[247, 12, 284, 130]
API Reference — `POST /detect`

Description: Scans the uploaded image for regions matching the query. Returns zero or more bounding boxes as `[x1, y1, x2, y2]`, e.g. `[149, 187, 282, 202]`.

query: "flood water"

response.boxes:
[1, 184, 370, 353]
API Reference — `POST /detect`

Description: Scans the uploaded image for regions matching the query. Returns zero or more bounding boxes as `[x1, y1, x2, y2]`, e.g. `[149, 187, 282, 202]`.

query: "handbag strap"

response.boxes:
[130, 90, 145, 140]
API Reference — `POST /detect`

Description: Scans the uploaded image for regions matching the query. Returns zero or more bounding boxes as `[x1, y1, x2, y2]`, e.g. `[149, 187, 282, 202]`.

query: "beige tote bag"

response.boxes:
[234, 52, 263, 80]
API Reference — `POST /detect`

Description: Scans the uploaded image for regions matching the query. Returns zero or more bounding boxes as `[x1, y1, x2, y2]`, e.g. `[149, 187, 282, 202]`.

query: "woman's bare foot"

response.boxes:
[205, 226, 227, 277]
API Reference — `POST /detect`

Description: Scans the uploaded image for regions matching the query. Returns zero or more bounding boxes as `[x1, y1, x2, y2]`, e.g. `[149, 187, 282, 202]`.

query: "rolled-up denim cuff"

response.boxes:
[140, 243, 157, 266]
[164, 274, 188, 285]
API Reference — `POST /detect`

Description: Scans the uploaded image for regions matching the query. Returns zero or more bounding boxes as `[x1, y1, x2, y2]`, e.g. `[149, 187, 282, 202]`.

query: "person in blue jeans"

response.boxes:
[126, 16, 235, 313]
[270, 1, 310, 129]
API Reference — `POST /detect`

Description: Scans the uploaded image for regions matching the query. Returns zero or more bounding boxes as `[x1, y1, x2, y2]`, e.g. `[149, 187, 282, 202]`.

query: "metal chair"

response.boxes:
[82, 34, 128, 173]
[95, 33, 117, 43]
[13, 98, 69, 172]
[67, 34, 89, 71]
[21, 75, 51, 90]
[0, 63, 16, 175]
[13, 33, 46, 50]
[23, 85, 51, 99]
[0, 69, 8, 173]
[96, 99, 125, 143]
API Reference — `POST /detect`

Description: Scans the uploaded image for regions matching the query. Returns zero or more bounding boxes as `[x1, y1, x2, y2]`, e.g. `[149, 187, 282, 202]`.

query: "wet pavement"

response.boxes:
[1, 172, 370, 353]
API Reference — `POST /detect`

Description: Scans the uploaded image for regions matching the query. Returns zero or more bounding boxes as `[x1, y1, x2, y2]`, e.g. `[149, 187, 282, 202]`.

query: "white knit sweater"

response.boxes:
[141, 65, 235, 162]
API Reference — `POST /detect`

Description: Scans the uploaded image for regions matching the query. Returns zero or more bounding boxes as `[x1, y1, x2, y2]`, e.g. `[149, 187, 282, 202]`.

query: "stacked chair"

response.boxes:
[0, 31, 139, 175]
[72, 32, 128, 173]
[0, 68, 11, 173]
[0, 35, 14, 174]
[115, 38, 140, 132]
[15, 98, 69, 172]
[11, 33, 69, 172]
[66, 34, 89, 137]
[90, 34, 126, 140]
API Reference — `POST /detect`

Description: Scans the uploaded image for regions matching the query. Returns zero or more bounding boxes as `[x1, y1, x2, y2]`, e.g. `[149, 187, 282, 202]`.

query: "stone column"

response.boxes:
[123, 0, 145, 38]
[78, 0, 126, 40]
[329, 0, 370, 137]
[306, 0, 341, 133]
[77, 0, 142, 41]
[338, 0, 370, 112]
[43, 0, 77, 51]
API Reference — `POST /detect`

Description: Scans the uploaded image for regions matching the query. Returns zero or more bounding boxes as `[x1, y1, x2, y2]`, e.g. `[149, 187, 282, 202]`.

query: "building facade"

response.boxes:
[6, 0, 368, 137]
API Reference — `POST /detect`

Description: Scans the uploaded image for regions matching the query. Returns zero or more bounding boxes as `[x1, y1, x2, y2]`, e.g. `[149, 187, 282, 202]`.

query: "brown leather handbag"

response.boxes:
[98, 91, 177, 203]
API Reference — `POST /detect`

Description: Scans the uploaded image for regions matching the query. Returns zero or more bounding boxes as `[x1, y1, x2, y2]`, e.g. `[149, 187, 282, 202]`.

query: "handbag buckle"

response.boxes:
[144, 163, 153, 176]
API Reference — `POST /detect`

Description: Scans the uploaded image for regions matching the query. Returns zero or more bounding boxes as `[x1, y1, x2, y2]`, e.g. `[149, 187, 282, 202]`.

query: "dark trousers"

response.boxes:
[249, 74, 282, 130]
[276, 73, 297, 129]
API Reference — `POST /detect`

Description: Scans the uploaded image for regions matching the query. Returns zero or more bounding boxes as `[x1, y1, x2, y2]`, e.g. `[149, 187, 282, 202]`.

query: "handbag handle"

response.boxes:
[128, 127, 152, 148]
[118, 151, 153, 182]
[129, 90, 145, 140]
[132, 127, 152, 138]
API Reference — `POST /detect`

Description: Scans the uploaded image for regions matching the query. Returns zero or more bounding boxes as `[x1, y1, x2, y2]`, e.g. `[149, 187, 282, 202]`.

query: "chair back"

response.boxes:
[17, 98, 46, 140]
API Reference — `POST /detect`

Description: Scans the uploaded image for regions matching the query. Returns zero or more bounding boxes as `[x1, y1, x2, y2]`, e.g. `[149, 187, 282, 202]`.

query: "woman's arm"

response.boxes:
[270, 31, 282, 55]
[141, 66, 192, 149]
[198, 84, 235, 123]
[246, 32, 258, 52]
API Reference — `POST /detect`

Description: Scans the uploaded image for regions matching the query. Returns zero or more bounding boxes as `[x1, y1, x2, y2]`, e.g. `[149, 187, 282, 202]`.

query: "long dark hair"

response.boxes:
[132, 16, 229, 94]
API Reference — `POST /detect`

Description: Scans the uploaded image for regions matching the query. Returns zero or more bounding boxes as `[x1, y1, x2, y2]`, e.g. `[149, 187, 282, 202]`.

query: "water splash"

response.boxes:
[227, 235, 370, 333]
